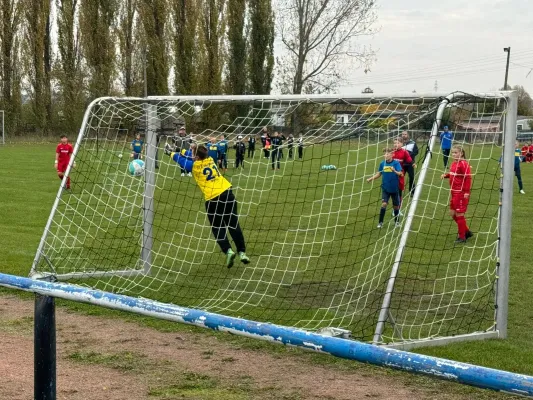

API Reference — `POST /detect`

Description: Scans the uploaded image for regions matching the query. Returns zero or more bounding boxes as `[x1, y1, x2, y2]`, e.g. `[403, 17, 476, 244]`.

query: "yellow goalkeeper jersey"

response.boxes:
[192, 157, 232, 200]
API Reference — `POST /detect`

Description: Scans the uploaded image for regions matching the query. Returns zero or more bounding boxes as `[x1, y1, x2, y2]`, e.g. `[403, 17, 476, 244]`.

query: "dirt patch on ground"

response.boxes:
[0, 295, 514, 399]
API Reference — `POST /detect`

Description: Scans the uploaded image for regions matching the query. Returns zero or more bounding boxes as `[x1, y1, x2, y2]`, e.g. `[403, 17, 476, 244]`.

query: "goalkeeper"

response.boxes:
[165, 143, 250, 268]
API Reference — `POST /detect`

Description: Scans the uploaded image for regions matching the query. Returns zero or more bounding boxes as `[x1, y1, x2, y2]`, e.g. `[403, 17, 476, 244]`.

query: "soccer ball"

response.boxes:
[128, 159, 145, 176]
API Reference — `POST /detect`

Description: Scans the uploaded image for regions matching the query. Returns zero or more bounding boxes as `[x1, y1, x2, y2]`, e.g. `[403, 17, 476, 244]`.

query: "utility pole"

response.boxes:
[503, 47, 511, 90]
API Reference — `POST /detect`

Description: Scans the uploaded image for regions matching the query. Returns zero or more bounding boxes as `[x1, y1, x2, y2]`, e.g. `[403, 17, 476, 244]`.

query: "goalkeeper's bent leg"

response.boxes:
[205, 200, 232, 254]
[222, 191, 246, 253]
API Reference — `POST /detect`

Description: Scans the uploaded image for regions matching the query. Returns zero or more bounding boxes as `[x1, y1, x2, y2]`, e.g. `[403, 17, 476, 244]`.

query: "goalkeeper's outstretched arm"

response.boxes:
[165, 143, 195, 172]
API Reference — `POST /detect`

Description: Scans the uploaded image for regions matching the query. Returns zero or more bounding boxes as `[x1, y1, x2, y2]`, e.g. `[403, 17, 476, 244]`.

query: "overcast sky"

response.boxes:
[339, 0, 533, 95]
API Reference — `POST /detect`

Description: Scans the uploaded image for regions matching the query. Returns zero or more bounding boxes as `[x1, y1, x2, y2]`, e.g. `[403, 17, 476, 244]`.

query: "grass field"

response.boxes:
[1, 140, 533, 381]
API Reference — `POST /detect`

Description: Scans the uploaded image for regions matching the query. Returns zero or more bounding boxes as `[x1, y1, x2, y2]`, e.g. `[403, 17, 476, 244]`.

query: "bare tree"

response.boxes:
[277, 0, 377, 94]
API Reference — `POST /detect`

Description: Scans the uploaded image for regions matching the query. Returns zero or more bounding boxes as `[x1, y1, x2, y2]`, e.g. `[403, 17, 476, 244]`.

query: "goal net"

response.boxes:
[31, 93, 515, 346]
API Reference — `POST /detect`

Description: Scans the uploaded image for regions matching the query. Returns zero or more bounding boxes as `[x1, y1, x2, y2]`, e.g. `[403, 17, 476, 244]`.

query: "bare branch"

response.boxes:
[276, 0, 377, 94]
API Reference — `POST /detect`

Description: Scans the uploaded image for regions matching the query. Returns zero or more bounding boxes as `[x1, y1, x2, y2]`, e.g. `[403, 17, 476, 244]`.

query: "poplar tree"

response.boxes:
[248, 0, 273, 95]
[79, 0, 118, 99]
[226, 0, 246, 95]
[171, 0, 200, 95]
[0, 0, 23, 133]
[116, 0, 141, 96]
[138, 0, 169, 95]
[23, 0, 53, 134]
[56, 0, 85, 132]
[198, 0, 225, 95]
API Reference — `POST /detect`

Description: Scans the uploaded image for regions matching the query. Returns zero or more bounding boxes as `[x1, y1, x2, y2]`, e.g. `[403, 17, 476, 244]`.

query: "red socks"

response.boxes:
[456, 216, 467, 239]
[58, 172, 71, 189]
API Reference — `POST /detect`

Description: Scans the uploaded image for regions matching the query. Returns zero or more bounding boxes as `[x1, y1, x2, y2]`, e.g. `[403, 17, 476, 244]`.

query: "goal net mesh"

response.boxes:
[31, 93, 507, 344]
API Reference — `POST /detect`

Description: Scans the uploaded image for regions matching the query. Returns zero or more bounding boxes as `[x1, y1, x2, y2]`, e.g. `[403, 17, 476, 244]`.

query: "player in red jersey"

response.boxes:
[527, 142, 533, 163]
[521, 143, 528, 162]
[55, 135, 74, 190]
[392, 137, 412, 208]
[441, 145, 473, 243]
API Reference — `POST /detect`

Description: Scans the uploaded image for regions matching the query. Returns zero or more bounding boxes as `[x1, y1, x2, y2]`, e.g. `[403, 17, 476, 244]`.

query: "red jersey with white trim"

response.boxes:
[447, 159, 472, 193]
[392, 148, 412, 169]
[56, 143, 73, 164]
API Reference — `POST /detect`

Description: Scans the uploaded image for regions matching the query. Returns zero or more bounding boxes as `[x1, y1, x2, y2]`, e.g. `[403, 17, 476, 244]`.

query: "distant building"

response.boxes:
[455, 117, 500, 133]
[517, 116, 533, 131]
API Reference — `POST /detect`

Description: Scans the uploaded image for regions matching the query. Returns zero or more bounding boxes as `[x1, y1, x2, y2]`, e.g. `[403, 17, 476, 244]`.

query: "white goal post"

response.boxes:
[30, 92, 518, 348]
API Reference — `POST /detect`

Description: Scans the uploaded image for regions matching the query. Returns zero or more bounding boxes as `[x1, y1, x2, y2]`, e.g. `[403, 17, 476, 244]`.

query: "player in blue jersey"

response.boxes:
[217, 134, 229, 173]
[514, 141, 525, 194]
[367, 148, 403, 228]
[440, 125, 454, 168]
[207, 137, 220, 162]
[164, 142, 250, 268]
[131, 134, 144, 160]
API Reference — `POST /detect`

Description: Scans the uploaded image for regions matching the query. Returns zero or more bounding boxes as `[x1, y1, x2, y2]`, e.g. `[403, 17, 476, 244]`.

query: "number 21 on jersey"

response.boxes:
[203, 164, 221, 181]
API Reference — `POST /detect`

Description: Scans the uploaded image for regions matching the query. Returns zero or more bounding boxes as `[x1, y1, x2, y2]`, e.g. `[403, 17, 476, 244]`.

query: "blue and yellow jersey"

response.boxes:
[172, 152, 231, 201]
[217, 140, 228, 155]
[132, 139, 143, 153]
[192, 157, 231, 200]
[378, 159, 402, 193]
[515, 148, 522, 168]
[207, 143, 219, 160]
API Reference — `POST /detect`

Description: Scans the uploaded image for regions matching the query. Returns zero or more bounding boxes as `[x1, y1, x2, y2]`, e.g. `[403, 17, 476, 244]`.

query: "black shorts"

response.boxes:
[205, 189, 236, 217]
[382, 190, 400, 206]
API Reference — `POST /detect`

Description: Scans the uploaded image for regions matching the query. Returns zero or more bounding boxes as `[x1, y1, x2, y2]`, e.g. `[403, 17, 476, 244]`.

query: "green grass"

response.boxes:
[66, 350, 151, 372]
[28, 139, 503, 343]
[1, 141, 533, 381]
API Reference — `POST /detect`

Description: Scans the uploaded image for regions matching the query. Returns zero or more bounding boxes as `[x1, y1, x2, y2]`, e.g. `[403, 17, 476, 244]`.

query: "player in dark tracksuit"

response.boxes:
[269, 132, 285, 170]
[287, 134, 294, 159]
[401, 131, 419, 195]
[248, 135, 256, 158]
[234, 137, 246, 169]
[297, 135, 304, 159]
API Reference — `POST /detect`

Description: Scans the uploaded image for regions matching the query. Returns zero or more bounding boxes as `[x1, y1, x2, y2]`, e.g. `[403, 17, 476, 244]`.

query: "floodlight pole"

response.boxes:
[503, 47, 511, 90]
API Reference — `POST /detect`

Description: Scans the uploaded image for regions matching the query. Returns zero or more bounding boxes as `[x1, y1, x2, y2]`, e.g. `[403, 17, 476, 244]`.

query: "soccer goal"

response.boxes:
[30, 92, 517, 348]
